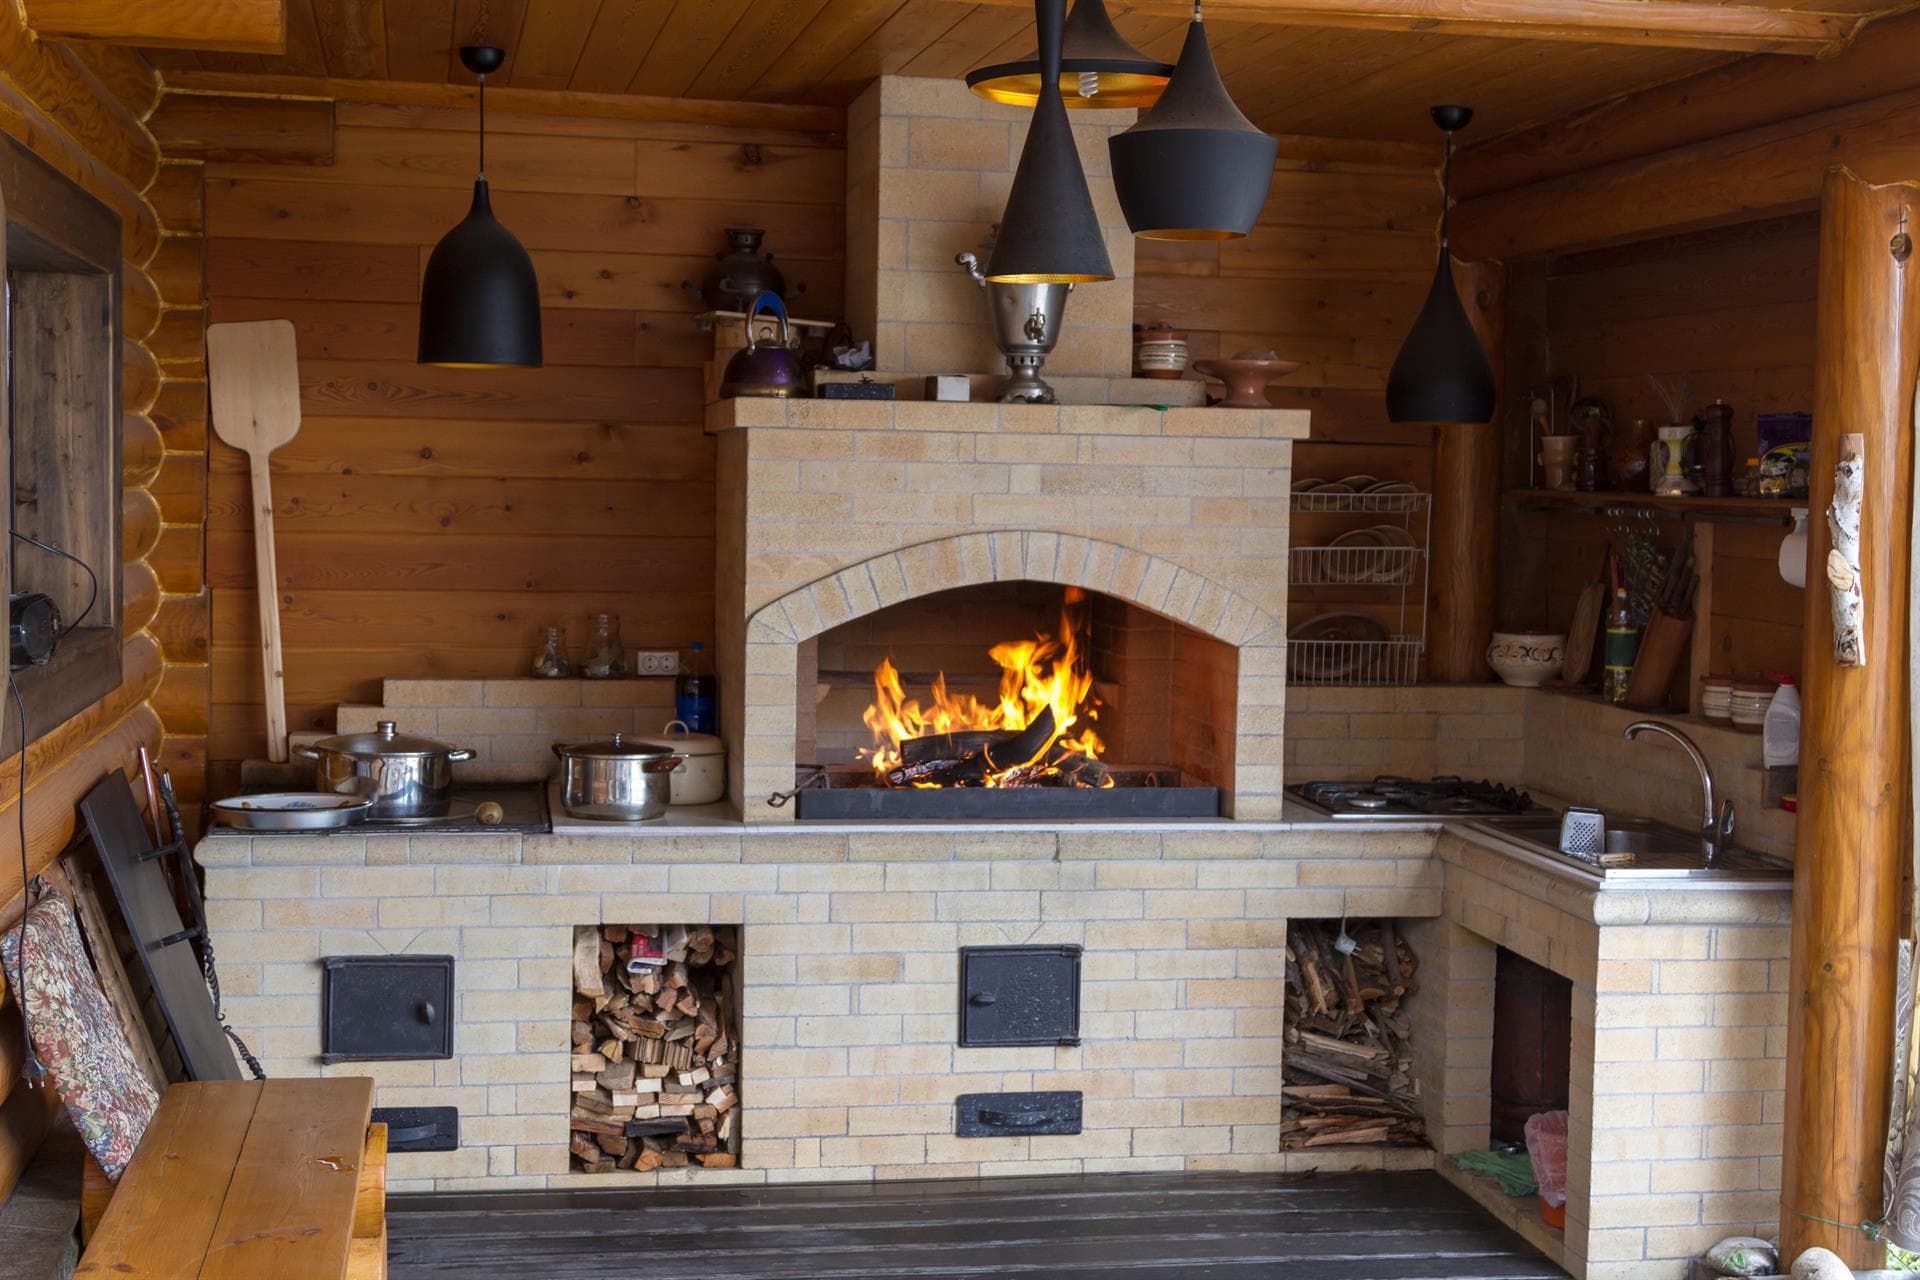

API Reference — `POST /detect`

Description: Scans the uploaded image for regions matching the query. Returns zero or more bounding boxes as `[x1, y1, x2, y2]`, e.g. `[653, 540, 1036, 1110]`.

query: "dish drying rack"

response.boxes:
[1287, 490, 1431, 686]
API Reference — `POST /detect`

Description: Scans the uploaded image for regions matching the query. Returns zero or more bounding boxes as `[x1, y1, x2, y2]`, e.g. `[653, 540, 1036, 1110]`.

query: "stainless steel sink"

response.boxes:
[1466, 812, 1792, 879]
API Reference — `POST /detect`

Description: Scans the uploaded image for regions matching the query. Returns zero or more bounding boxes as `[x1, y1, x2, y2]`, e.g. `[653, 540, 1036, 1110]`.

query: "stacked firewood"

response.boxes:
[1282, 919, 1427, 1149]
[568, 923, 741, 1173]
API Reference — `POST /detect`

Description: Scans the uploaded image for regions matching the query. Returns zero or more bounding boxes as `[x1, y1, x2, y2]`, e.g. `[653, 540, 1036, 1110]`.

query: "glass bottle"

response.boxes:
[582, 613, 628, 679]
[675, 641, 718, 734]
[531, 626, 571, 678]
[1602, 588, 1639, 704]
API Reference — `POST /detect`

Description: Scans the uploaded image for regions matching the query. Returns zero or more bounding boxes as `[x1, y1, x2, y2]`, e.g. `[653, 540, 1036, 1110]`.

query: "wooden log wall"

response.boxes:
[1497, 205, 1817, 685]
[195, 98, 845, 791]
[0, 21, 208, 1204]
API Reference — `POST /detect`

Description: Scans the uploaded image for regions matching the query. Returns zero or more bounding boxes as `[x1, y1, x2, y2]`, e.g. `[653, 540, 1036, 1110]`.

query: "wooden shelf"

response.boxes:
[1503, 488, 1801, 524]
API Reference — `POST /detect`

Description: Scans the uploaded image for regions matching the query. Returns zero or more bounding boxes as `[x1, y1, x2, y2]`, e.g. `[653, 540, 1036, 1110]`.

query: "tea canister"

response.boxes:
[1699, 674, 1734, 723]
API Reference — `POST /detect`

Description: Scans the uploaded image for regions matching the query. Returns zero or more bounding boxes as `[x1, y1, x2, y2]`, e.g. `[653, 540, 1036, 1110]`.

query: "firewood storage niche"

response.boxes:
[569, 923, 741, 1174]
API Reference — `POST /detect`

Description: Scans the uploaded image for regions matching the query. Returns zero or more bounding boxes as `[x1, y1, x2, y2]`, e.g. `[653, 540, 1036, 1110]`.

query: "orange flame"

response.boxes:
[862, 590, 1107, 786]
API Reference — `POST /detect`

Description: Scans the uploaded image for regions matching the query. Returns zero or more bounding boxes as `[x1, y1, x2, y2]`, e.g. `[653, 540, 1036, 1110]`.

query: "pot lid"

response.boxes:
[312, 720, 461, 758]
[554, 733, 682, 760]
[658, 720, 724, 757]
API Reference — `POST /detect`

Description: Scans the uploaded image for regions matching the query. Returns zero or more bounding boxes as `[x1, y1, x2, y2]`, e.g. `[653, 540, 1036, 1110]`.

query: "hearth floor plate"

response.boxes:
[792, 767, 1220, 821]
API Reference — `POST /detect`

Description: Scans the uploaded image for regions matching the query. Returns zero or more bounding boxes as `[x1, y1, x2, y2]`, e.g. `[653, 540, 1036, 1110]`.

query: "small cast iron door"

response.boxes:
[322, 955, 454, 1063]
[958, 944, 1081, 1047]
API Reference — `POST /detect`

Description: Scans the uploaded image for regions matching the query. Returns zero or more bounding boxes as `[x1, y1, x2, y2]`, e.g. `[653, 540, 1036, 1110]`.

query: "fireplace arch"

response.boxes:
[732, 530, 1288, 821]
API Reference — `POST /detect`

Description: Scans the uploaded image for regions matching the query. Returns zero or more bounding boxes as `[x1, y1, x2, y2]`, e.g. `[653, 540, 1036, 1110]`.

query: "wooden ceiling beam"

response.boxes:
[1454, 7, 1920, 199]
[966, 0, 1855, 53]
[1449, 85, 1920, 260]
[20, 0, 287, 54]
[156, 71, 846, 133]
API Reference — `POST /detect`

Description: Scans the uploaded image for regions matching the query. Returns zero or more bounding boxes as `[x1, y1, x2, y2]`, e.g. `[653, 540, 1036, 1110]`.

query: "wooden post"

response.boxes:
[1427, 256, 1506, 682]
[1780, 167, 1920, 1267]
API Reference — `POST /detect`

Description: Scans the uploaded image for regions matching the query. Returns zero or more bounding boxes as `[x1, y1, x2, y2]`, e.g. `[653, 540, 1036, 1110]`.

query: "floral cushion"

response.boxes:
[1, 894, 159, 1179]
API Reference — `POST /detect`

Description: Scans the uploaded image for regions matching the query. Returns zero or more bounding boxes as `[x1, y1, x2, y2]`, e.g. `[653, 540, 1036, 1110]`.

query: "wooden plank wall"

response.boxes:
[199, 102, 845, 791]
[0, 24, 209, 1202]
[1136, 143, 1443, 652]
[1502, 215, 1816, 683]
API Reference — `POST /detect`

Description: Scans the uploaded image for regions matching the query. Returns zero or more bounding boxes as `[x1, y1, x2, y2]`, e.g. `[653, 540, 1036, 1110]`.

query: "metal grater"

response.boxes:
[1558, 806, 1606, 858]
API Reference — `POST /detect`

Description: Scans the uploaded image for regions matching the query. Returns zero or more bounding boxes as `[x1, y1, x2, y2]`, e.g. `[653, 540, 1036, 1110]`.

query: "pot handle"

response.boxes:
[744, 291, 789, 352]
[642, 754, 686, 774]
[293, 744, 321, 760]
[447, 748, 477, 762]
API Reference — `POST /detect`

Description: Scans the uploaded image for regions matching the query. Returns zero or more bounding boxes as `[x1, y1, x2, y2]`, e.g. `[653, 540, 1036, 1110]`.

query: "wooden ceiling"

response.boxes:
[144, 0, 1897, 143]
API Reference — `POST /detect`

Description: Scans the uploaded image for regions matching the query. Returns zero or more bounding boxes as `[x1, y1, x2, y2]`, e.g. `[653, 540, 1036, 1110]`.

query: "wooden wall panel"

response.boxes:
[1136, 153, 1442, 666]
[201, 102, 843, 786]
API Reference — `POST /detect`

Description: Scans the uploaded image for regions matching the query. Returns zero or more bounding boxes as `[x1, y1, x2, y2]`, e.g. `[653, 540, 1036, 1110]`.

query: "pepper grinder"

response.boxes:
[1697, 398, 1735, 498]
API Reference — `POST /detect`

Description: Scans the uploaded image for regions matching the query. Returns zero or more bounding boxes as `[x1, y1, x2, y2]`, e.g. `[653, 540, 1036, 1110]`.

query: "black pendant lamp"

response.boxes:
[417, 45, 543, 368]
[1385, 105, 1494, 423]
[1109, 2, 1277, 241]
[985, 0, 1114, 285]
[966, 0, 1173, 110]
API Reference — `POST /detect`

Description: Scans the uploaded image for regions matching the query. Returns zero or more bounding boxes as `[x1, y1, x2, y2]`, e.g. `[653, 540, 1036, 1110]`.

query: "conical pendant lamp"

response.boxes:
[985, 0, 1114, 284]
[966, 0, 1172, 110]
[418, 45, 543, 368]
[1109, 2, 1277, 240]
[1385, 105, 1494, 423]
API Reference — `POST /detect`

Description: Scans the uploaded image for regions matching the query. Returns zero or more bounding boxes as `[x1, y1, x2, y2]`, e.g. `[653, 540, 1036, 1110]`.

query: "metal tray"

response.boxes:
[213, 792, 374, 830]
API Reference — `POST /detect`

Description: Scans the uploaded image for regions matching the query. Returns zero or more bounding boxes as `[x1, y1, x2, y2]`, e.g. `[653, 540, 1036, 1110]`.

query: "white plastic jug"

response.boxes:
[1763, 676, 1800, 769]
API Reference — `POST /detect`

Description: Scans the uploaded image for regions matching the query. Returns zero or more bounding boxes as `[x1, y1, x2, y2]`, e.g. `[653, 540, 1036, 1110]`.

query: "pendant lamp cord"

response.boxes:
[1439, 128, 1454, 251]
[477, 69, 486, 180]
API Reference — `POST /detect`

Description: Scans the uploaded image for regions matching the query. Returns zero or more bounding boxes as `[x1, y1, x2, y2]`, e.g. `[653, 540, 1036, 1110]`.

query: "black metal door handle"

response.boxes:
[979, 1109, 1053, 1128]
[418, 1000, 436, 1024]
[969, 992, 996, 1006]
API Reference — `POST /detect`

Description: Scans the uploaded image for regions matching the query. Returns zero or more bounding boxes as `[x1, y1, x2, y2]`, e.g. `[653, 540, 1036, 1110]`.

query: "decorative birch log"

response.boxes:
[1825, 433, 1865, 666]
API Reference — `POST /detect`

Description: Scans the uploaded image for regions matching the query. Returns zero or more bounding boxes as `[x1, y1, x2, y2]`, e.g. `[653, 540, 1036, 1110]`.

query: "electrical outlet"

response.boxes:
[634, 651, 680, 676]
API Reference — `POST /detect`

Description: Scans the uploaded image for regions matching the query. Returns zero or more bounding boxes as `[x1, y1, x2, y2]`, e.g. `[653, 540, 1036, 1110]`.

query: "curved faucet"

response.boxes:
[1623, 720, 1736, 860]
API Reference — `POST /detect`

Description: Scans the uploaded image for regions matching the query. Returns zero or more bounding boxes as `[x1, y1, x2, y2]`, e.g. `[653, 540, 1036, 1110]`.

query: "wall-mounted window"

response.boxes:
[0, 134, 123, 750]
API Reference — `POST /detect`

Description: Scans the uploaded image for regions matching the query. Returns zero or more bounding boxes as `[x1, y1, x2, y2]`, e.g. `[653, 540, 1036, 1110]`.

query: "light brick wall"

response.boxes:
[845, 76, 1137, 380]
[327, 679, 678, 783]
[198, 822, 1437, 1194]
[1429, 833, 1792, 1280]
[1286, 685, 1793, 860]
[709, 397, 1307, 821]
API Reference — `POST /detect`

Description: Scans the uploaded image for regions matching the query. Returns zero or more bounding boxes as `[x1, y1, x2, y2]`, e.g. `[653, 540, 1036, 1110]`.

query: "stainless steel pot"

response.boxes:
[552, 734, 685, 822]
[295, 720, 476, 821]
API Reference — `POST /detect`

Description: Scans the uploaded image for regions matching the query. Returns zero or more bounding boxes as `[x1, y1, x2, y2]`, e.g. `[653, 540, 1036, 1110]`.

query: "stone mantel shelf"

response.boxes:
[704, 396, 1312, 441]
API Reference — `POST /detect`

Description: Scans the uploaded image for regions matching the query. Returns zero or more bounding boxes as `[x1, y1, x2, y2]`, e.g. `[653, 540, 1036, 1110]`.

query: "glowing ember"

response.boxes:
[861, 590, 1108, 787]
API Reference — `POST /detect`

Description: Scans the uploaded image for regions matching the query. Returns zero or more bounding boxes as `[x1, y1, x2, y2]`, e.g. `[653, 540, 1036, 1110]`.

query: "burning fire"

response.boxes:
[861, 589, 1108, 787]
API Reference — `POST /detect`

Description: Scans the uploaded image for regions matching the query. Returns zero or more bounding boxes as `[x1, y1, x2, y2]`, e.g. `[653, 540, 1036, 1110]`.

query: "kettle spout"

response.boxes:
[955, 251, 987, 287]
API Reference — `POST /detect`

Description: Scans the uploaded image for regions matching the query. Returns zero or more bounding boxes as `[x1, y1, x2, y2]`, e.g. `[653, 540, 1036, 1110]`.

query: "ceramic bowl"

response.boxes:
[1486, 631, 1566, 687]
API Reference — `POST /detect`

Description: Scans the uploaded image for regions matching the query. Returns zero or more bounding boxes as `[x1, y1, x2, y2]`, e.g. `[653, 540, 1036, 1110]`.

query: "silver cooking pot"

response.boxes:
[552, 734, 685, 822]
[296, 720, 476, 821]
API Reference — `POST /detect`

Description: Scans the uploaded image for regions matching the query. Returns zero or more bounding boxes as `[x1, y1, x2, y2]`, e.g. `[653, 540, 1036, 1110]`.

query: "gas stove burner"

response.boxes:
[1285, 775, 1542, 821]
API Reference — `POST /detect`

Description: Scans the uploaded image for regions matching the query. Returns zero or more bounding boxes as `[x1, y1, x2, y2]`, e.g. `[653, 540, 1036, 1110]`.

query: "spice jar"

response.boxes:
[531, 626, 571, 678]
[1729, 679, 1774, 733]
[582, 613, 628, 679]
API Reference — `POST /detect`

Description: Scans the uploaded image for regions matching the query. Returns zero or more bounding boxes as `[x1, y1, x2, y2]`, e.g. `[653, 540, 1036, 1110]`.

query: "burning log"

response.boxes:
[885, 707, 1055, 788]
[1282, 919, 1427, 1150]
[569, 922, 740, 1174]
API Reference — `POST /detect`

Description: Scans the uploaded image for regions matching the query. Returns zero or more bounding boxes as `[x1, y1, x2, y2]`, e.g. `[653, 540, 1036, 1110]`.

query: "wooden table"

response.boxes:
[76, 1077, 386, 1280]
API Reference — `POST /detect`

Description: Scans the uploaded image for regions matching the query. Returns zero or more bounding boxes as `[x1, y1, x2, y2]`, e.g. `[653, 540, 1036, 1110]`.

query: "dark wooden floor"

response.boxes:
[387, 1169, 1571, 1279]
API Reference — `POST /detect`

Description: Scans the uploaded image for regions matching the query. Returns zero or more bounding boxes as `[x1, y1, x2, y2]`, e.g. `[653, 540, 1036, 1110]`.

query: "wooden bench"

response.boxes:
[74, 1077, 387, 1279]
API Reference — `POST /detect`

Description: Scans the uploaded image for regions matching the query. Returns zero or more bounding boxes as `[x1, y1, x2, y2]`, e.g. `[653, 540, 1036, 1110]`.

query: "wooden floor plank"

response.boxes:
[386, 1171, 1567, 1280]
[74, 1080, 264, 1280]
[199, 1077, 373, 1280]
